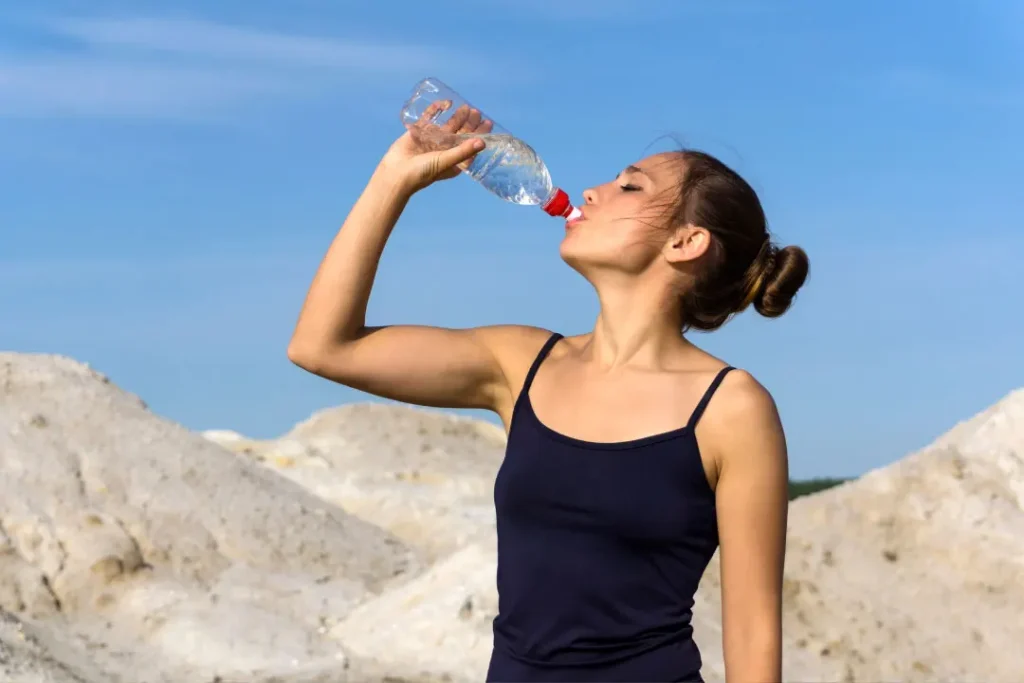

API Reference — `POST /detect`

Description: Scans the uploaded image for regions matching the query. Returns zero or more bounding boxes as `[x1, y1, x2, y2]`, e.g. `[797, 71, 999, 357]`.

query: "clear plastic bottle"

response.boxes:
[400, 77, 581, 220]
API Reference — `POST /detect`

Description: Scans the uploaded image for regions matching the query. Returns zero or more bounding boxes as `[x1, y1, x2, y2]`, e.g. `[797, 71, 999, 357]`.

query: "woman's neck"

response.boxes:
[585, 284, 686, 370]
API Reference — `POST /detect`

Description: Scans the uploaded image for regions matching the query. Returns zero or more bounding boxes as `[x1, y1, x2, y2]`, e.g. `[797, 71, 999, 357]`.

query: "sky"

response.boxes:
[2, 0, 1021, 479]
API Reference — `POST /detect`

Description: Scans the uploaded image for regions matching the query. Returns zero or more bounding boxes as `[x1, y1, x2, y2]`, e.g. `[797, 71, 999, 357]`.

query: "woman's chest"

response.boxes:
[495, 419, 716, 545]
[524, 368, 704, 444]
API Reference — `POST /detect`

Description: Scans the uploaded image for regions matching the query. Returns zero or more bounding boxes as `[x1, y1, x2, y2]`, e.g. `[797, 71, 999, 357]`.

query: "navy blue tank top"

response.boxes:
[487, 333, 732, 683]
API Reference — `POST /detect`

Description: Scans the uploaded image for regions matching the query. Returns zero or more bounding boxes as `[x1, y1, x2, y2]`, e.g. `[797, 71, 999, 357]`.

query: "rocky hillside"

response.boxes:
[1, 353, 416, 682]
[2, 351, 1022, 681]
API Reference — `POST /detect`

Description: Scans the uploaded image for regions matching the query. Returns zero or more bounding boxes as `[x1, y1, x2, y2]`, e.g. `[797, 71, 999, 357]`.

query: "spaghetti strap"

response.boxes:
[521, 332, 563, 395]
[686, 366, 735, 430]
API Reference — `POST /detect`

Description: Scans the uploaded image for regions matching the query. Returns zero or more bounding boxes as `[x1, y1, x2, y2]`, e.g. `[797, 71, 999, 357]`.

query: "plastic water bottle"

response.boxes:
[400, 77, 581, 220]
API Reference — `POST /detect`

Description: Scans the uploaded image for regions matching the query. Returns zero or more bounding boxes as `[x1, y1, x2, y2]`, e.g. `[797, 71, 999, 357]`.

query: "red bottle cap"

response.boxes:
[542, 188, 574, 218]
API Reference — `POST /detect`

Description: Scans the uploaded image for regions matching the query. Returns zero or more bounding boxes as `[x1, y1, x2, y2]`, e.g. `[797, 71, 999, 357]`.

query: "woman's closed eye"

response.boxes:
[620, 184, 642, 192]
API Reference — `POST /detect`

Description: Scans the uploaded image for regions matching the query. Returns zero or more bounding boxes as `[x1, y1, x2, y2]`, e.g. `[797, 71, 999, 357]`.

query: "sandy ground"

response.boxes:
[2, 351, 1022, 681]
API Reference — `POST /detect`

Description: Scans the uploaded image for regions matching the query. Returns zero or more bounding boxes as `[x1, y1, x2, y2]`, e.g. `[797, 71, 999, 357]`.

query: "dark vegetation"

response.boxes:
[788, 477, 851, 501]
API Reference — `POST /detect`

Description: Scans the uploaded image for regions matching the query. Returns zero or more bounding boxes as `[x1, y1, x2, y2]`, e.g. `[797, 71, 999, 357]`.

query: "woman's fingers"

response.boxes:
[426, 137, 484, 179]
[443, 104, 471, 133]
[462, 108, 483, 133]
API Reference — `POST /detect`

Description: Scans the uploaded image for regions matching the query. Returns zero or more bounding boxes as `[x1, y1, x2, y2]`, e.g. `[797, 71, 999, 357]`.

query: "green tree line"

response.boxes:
[788, 477, 850, 501]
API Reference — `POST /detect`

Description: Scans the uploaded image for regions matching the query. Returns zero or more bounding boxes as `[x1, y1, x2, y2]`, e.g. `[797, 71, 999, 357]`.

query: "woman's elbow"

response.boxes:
[286, 337, 324, 373]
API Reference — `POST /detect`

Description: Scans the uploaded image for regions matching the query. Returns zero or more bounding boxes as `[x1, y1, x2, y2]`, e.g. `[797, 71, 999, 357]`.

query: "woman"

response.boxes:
[288, 105, 808, 682]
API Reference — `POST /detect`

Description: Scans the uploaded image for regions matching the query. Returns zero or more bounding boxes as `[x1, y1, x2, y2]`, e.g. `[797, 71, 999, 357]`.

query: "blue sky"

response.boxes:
[2, 0, 1021, 479]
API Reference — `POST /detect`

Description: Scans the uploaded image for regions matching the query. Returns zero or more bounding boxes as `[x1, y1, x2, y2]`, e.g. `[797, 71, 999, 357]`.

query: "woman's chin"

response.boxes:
[558, 242, 586, 273]
[559, 241, 606, 276]
[558, 237, 582, 263]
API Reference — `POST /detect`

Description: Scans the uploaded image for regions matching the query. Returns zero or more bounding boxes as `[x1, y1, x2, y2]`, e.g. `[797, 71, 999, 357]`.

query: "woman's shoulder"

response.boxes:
[673, 343, 778, 429]
[472, 325, 560, 359]
[470, 324, 563, 380]
[695, 365, 785, 472]
[705, 366, 777, 423]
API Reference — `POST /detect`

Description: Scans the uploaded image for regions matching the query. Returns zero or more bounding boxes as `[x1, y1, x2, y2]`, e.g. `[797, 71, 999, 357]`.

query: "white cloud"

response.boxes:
[50, 17, 450, 72]
[0, 16, 480, 120]
[0, 58, 285, 119]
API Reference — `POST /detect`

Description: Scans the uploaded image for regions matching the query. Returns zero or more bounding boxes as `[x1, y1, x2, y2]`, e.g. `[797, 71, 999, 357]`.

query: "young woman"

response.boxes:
[288, 105, 808, 682]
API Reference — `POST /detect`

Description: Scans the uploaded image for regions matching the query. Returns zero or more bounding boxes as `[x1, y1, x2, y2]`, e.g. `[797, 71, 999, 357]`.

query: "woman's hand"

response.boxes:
[377, 101, 495, 194]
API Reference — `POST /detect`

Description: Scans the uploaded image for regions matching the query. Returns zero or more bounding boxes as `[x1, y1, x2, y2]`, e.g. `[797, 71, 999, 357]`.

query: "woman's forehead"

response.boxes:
[630, 152, 684, 181]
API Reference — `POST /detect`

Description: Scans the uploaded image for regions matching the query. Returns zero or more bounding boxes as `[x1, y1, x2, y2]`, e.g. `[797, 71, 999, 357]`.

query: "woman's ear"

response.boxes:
[664, 224, 711, 264]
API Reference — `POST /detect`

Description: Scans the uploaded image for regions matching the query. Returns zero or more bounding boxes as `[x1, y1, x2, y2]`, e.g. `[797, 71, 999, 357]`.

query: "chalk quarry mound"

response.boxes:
[2, 352, 1022, 681]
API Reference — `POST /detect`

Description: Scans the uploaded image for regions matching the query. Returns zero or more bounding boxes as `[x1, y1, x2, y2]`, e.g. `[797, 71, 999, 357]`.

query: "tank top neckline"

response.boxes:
[510, 332, 736, 454]
[517, 391, 696, 452]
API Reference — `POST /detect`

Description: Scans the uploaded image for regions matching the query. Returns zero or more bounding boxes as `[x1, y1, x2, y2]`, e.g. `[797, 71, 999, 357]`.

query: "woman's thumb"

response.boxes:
[438, 137, 486, 169]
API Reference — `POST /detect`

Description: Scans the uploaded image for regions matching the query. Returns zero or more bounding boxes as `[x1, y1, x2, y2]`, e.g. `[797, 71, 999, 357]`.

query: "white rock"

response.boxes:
[3, 351, 1023, 682]
[207, 402, 507, 562]
[0, 353, 416, 682]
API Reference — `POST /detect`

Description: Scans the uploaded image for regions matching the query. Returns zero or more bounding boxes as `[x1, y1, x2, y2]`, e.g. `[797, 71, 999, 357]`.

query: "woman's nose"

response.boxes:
[582, 187, 596, 204]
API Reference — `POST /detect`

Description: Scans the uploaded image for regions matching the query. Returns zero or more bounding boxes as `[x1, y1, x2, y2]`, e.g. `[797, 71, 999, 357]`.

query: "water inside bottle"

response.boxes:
[456, 133, 554, 206]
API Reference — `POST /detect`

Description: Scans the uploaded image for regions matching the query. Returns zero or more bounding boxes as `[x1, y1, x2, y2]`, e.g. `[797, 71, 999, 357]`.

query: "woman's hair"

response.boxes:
[667, 150, 809, 331]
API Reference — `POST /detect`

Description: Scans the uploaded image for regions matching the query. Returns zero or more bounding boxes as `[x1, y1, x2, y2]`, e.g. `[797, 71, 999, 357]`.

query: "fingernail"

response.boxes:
[473, 139, 485, 150]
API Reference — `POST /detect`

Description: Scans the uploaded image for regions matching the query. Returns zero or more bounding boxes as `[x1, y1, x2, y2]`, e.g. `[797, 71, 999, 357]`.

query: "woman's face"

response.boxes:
[560, 152, 684, 277]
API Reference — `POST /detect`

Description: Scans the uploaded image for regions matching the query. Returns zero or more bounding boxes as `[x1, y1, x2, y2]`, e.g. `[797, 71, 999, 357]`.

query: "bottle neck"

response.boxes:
[541, 187, 576, 218]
